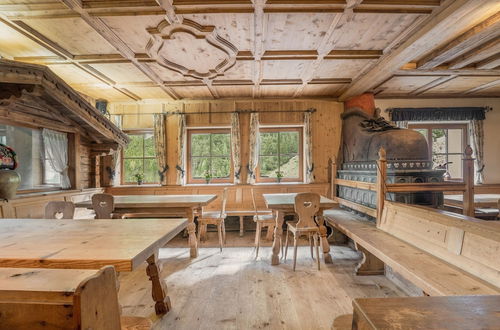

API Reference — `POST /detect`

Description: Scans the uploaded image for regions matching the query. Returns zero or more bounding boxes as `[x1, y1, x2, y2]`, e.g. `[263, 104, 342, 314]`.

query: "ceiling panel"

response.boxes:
[171, 86, 213, 99]
[376, 75, 445, 95]
[314, 59, 375, 79]
[89, 63, 152, 83]
[260, 85, 298, 98]
[47, 63, 104, 85]
[302, 84, 345, 97]
[262, 60, 309, 79]
[125, 86, 173, 100]
[423, 76, 500, 94]
[215, 85, 253, 98]
[0, 21, 56, 58]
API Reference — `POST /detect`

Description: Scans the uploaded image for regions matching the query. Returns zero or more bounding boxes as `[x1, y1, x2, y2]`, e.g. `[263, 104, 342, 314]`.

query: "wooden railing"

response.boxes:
[329, 146, 476, 225]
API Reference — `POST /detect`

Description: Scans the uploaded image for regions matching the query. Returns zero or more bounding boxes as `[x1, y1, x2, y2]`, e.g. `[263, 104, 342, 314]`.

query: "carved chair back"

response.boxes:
[294, 193, 320, 229]
[44, 201, 75, 219]
[92, 193, 115, 219]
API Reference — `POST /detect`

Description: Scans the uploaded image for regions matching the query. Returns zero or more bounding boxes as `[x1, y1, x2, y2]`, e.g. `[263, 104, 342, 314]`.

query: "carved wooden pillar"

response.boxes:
[376, 147, 387, 226]
[463, 145, 475, 217]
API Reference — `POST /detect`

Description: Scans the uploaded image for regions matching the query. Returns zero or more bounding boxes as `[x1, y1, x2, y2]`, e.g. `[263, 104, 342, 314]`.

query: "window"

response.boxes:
[0, 124, 63, 191]
[409, 123, 468, 179]
[257, 127, 303, 182]
[187, 129, 232, 184]
[121, 132, 158, 184]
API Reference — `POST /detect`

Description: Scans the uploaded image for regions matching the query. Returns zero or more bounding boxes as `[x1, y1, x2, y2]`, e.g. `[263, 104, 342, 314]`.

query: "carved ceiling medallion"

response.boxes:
[146, 18, 238, 80]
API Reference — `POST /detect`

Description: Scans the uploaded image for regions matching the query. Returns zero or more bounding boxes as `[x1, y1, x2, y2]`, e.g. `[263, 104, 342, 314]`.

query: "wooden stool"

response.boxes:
[197, 188, 228, 252]
[284, 193, 321, 271]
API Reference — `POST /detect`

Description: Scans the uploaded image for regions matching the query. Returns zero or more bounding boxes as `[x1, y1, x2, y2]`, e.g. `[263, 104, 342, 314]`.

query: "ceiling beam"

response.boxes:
[339, 0, 500, 101]
[476, 53, 500, 70]
[409, 75, 457, 95]
[60, 0, 180, 100]
[252, 0, 266, 98]
[464, 78, 500, 94]
[417, 11, 500, 70]
[447, 36, 500, 69]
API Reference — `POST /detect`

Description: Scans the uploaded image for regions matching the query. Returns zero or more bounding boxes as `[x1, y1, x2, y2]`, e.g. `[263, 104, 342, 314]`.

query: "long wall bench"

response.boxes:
[325, 201, 500, 296]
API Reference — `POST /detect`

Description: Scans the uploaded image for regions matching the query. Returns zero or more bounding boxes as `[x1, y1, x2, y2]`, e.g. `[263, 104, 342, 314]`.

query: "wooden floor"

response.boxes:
[118, 231, 406, 330]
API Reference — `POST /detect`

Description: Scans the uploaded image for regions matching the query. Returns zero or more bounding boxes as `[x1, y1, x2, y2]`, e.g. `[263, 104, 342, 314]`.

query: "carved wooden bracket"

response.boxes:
[146, 18, 238, 80]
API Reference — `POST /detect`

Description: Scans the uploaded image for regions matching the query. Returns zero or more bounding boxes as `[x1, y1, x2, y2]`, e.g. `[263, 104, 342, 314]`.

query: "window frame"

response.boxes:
[120, 130, 158, 185]
[186, 128, 233, 184]
[256, 126, 304, 183]
[408, 123, 468, 179]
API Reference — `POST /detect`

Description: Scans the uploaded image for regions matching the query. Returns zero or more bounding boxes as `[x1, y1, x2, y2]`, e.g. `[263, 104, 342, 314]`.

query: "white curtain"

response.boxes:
[469, 120, 485, 184]
[231, 112, 242, 184]
[176, 114, 187, 185]
[304, 111, 314, 183]
[247, 112, 260, 184]
[395, 121, 408, 129]
[42, 128, 70, 189]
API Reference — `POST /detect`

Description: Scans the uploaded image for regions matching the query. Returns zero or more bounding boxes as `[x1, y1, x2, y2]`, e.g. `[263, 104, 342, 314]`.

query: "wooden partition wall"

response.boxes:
[107, 99, 342, 186]
[330, 146, 477, 224]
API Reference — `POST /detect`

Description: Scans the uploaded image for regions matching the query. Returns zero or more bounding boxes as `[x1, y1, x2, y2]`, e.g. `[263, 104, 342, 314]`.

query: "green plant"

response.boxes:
[134, 173, 144, 183]
[275, 170, 283, 181]
[204, 170, 212, 183]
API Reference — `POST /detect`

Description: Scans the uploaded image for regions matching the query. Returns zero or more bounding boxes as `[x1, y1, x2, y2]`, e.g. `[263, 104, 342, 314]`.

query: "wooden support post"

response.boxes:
[376, 147, 387, 227]
[354, 243, 385, 276]
[68, 133, 81, 190]
[463, 145, 475, 217]
[329, 156, 337, 200]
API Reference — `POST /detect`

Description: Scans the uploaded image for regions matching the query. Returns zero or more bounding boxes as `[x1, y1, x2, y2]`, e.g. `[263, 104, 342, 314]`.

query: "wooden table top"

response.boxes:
[263, 193, 337, 210]
[0, 218, 187, 272]
[75, 194, 217, 208]
[353, 295, 500, 330]
[444, 194, 500, 207]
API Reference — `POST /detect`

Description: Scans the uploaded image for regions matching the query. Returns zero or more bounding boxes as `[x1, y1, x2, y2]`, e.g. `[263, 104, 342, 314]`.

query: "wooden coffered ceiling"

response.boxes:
[0, 0, 498, 102]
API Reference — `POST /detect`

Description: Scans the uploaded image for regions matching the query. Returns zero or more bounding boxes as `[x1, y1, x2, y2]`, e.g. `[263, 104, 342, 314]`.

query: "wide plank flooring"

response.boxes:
[118, 232, 406, 330]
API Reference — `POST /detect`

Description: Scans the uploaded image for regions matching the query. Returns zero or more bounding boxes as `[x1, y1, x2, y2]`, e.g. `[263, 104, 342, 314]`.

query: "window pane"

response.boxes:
[191, 134, 210, 156]
[432, 154, 446, 169]
[143, 158, 158, 183]
[192, 157, 210, 178]
[212, 157, 230, 178]
[124, 159, 143, 183]
[448, 129, 463, 153]
[279, 131, 299, 154]
[211, 133, 230, 156]
[414, 128, 428, 143]
[259, 132, 278, 155]
[447, 154, 463, 179]
[280, 154, 299, 178]
[144, 133, 155, 157]
[259, 156, 279, 177]
[44, 159, 61, 185]
[432, 129, 446, 154]
[124, 135, 144, 158]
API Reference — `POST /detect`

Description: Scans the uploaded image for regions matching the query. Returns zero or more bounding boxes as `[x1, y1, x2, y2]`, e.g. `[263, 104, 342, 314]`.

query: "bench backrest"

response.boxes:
[380, 201, 500, 289]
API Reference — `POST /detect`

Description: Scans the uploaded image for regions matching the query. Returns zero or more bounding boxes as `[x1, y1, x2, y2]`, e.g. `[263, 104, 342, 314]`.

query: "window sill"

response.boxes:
[184, 183, 235, 187]
[117, 184, 162, 188]
[254, 182, 305, 185]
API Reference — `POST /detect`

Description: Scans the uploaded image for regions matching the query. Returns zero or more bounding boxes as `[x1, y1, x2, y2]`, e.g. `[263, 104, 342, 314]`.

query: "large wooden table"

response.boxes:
[0, 218, 187, 316]
[352, 295, 500, 329]
[444, 194, 500, 208]
[263, 193, 337, 265]
[76, 194, 217, 258]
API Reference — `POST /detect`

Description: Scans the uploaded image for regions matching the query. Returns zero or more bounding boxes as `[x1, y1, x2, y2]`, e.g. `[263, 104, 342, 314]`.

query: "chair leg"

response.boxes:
[222, 220, 226, 244]
[217, 223, 223, 252]
[255, 222, 261, 258]
[309, 233, 314, 259]
[314, 233, 320, 271]
[293, 234, 298, 271]
[284, 226, 290, 261]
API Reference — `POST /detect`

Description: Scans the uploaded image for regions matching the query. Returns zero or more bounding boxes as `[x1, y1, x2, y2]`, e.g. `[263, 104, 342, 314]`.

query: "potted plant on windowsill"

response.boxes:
[0, 143, 20, 201]
[134, 173, 144, 185]
[204, 171, 212, 184]
[275, 170, 283, 183]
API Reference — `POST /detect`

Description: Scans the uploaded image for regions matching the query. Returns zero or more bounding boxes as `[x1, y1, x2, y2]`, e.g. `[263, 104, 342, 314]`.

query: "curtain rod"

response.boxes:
[110, 108, 316, 116]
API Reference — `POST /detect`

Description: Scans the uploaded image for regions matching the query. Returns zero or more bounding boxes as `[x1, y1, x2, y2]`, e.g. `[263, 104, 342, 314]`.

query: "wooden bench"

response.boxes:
[325, 201, 500, 296]
[0, 266, 151, 330]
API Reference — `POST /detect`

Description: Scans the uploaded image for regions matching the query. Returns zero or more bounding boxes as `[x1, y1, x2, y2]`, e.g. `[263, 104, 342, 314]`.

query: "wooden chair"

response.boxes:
[197, 188, 228, 252]
[44, 201, 75, 219]
[284, 193, 321, 271]
[92, 193, 115, 219]
[251, 188, 276, 258]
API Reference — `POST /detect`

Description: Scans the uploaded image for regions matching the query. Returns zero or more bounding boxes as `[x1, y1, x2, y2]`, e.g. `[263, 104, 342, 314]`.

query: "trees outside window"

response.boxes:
[257, 127, 303, 182]
[187, 129, 232, 184]
[122, 132, 158, 184]
[409, 123, 468, 179]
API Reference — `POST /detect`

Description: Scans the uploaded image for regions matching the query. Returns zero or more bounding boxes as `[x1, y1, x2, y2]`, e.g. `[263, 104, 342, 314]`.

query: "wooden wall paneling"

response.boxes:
[209, 101, 233, 125]
[165, 102, 180, 185]
[236, 101, 252, 183]
[68, 133, 82, 190]
[185, 102, 210, 126]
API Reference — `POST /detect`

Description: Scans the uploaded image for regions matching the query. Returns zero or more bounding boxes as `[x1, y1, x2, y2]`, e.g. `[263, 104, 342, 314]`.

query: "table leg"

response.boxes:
[186, 208, 198, 258]
[146, 253, 171, 315]
[271, 210, 284, 265]
[318, 213, 333, 264]
[239, 216, 244, 237]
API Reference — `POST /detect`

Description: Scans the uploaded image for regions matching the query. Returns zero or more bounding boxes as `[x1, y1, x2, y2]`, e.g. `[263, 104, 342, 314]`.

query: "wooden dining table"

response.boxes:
[0, 218, 187, 316]
[75, 194, 218, 258]
[444, 194, 500, 208]
[263, 193, 337, 265]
